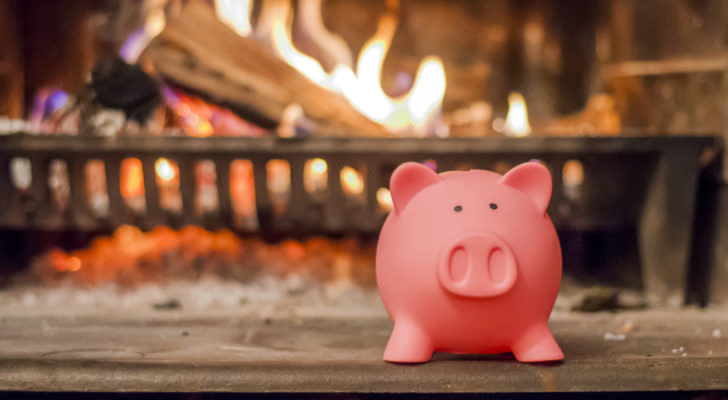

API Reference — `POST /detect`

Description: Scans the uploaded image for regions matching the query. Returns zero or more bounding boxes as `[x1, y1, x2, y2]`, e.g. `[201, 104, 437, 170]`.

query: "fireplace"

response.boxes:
[0, 0, 727, 397]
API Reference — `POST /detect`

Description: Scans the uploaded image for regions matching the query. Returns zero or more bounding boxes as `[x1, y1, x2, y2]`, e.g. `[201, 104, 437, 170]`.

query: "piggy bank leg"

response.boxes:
[383, 320, 433, 363]
[511, 323, 564, 363]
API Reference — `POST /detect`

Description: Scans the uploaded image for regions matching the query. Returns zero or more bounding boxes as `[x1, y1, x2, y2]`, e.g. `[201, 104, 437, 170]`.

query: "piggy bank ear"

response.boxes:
[390, 162, 441, 214]
[499, 161, 552, 214]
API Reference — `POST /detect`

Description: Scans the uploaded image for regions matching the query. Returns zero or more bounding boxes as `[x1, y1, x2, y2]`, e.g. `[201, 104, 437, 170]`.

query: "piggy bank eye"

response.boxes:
[454, 205, 463, 212]
[489, 203, 498, 210]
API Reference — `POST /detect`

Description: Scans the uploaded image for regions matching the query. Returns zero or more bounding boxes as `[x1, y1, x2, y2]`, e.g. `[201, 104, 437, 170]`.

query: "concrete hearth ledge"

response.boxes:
[0, 310, 726, 393]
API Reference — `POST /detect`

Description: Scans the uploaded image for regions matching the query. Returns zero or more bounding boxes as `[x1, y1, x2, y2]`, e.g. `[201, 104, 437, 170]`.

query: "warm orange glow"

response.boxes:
[155, 158, 178, 183]
[376, 187, 393, 212]
[67, 256, 82, 272]
[297, 0, 353, 68]
[267, 160, 291, 197]
[268, 0, 332, 88]
[230, 159, 257, 220]
[304, 158, 328, 194]
[215, 0, 253, 36]
[121, 158, 144, 199]
[504, 92, 532, 137]
[262, 0, 447, 134]
[311, 158, 327, 175]
[340, 166, 364, 195]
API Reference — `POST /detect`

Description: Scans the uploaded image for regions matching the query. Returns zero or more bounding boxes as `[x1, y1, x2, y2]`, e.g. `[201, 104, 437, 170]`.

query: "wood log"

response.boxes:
[142, 0, 389, 136]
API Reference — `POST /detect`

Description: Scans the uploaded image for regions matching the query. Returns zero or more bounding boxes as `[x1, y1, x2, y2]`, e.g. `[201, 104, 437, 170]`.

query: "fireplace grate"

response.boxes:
[0, 133, 717, 304]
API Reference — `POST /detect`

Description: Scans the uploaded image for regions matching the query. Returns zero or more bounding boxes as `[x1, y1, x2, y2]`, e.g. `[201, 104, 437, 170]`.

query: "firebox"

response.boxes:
[0, 0, 727, 397]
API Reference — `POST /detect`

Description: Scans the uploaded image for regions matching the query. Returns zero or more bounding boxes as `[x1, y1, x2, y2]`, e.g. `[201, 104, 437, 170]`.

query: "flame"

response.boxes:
[155, 158, 178, 183]
[261, 0, 446, 134]
[215, 0, 253, 36]
[311, 158, 328, 175]
[121, 158, 144, 199]
[304, 158, 328, 194]
[376, 188, 393, 212]
[268, 0, 332, 88]
[120, 4, 166, 63]
[340, 166, 364, 195]
[504, 92, 532, 137]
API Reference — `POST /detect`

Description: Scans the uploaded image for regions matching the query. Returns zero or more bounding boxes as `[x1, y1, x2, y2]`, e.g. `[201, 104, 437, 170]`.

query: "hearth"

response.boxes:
[1, 0, 728, 397]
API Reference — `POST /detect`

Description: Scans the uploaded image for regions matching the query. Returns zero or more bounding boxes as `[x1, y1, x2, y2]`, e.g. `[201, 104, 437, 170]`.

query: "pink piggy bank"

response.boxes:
[376, 161, 563, 363]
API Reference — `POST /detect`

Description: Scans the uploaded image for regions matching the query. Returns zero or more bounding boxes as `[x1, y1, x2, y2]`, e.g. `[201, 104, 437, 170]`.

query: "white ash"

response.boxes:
[603, 332, 626, 341]
[0, 275, 386, 319]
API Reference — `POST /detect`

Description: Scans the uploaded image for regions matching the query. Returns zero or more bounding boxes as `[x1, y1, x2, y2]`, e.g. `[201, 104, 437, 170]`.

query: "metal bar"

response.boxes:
[104, 157, 125, 227]
[216, 158, 232, 226]
[0, 156, 10, 225]
[0, 135, 716, 156]
[67, 157, 93, 229]
[29, 155, 50, 227]
[178, 157, 197, 225]
[325, 158, 345, 231]
[252, 157, 272, 232]
[287, 157, 305, 229]
[141, 156, 163, 227]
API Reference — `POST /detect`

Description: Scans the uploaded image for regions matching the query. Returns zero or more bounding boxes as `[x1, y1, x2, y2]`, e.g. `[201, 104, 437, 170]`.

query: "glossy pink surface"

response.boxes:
[376, 161, 563, 363]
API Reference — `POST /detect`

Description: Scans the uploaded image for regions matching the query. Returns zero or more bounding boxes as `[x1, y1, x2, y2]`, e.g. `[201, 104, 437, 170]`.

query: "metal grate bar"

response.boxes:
[215, 158, 232, 227]
[178, 157, 197, 225]
[141, 155, 163, 227]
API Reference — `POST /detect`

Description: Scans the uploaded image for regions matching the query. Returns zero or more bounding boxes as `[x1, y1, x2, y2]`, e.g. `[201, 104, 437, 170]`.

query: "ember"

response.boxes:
[26, 225, 376, 289]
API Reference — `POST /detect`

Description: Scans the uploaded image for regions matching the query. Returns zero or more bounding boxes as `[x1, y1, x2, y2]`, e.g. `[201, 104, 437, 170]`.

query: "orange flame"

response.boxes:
[376, 187, 393, 212]
[504, 92, 532, 137]
[255, 0, 446, 134]
[340, 166, 364, 195]
[155, 158, 178, 183]
[121, 158, 144, 199]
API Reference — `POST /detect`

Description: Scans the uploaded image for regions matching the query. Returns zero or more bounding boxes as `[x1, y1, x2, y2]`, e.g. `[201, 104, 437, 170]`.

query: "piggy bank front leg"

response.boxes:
[383, 320, 433, 363]
[510, 322, 564, 363]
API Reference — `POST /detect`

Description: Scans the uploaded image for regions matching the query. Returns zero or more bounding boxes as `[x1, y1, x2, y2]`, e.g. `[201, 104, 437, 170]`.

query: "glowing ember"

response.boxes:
[32, 226, 377, 288]
[162, 86, 263, 137]
[340, 166, 364, 196]
[503, 92, 532, 137]
[376, 187, 393, 212]
[155, 158, 178, 183]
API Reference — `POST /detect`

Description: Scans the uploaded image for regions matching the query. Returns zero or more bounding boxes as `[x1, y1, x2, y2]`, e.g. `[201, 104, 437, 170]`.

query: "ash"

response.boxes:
[0, 275, 387, 319]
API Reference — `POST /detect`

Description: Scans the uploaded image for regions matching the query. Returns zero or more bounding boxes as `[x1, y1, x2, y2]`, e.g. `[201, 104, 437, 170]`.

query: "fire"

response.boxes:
[503, 92, 532, 137]
[260, 0, 447, 134]
[155, 158, 178, 183]
[376, 187, 393, 212]
[304, 158, 328, 194]
[121, 158, 144, 199]
[267, 0, 332, 88]
[215, 0, 253, 36]
[340, 166, 364, 195]
[120, 2, 166, 63]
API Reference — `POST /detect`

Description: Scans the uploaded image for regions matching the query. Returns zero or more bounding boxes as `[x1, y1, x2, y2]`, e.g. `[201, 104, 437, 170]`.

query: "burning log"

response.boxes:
[142, 1, 389, 137]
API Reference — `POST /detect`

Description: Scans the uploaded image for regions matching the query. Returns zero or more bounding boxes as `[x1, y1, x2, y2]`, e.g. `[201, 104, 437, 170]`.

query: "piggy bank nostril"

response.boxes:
[488, 248, 508, 283]
[448, 246, 468, 283]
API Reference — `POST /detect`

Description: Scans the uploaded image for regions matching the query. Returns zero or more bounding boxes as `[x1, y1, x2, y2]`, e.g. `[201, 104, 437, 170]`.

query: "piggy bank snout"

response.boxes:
[438, 233, 518, 298]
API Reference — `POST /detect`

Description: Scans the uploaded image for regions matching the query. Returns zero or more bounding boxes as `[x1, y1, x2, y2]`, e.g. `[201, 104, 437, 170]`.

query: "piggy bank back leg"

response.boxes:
[383, 320, 433, 363]
[511, 322, 564, 363]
